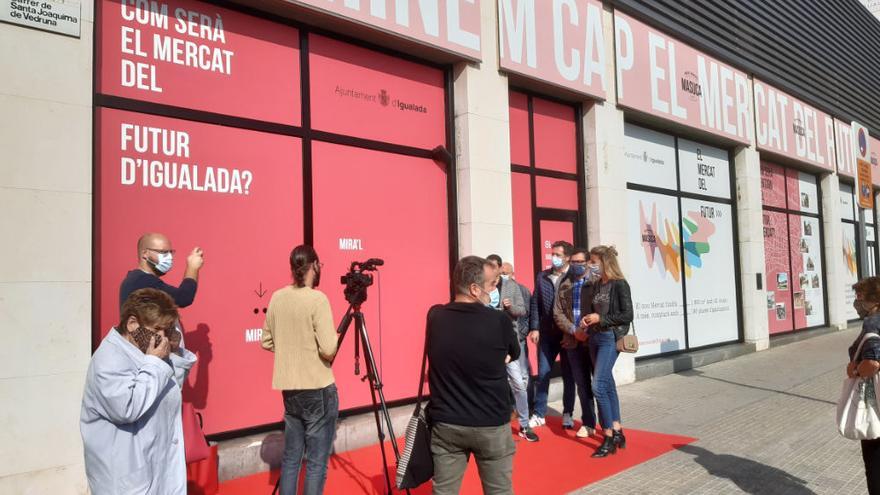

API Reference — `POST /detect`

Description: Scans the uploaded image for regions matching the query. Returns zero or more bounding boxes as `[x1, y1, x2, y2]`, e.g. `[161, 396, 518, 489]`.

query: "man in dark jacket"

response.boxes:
[528, 240, 576, 428]
[427, 256, 520, 495]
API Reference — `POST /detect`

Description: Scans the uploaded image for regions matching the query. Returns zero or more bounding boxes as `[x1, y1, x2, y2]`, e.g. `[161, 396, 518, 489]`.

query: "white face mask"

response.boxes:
[500, 274, 510, 281]
[149, 251, 173, 274]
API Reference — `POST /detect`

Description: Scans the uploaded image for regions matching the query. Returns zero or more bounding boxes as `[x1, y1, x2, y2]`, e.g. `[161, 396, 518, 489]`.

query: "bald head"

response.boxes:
[500, 262, 514, 277]
[137, 233, 171, 258]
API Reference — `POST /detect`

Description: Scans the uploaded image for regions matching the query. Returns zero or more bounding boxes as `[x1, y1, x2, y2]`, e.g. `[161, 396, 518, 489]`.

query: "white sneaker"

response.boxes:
[528, 414, 546, 428]
[576, 425, 594, 438]
[562, 413, 574, 429]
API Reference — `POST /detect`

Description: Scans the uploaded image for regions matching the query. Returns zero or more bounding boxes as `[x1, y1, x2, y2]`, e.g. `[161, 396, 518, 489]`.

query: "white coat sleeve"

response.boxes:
[90, 354, 175, 425]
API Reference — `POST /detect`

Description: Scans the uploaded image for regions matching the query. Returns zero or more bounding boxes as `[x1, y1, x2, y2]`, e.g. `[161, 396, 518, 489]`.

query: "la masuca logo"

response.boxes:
[681, 71, 702, 102]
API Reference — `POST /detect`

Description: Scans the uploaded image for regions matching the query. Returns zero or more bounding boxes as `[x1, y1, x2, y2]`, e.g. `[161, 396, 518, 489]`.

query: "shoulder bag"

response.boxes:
[616, 322, 639, 354]
[396, 309, 436, 489]
[837, 332, 880, 440]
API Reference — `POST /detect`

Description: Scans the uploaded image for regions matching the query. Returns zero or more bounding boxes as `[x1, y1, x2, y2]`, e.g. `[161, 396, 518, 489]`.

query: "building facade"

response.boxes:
[3, 0, 880, 490]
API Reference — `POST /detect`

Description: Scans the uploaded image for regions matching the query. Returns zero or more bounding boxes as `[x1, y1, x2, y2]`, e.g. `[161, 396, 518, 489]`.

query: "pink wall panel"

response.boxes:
[535, 176, 579, 210]
[509, 91, 531, 166]
[533, 98, 577, 174]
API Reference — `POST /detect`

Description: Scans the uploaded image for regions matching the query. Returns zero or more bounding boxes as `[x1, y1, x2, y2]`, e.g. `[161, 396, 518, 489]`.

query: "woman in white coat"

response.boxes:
[81, 288, 197, 494]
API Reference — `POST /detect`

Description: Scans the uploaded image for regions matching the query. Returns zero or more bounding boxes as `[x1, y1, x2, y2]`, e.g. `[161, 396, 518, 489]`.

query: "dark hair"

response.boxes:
[854, 277, 880, 304]
[290, 245, 319, 287]
[118, 288, 178, 334]
[551, 241, 574, 256]
[572, 247, 589, 258]
[486, 254, 503, 267]
[453, 255, 491, 296]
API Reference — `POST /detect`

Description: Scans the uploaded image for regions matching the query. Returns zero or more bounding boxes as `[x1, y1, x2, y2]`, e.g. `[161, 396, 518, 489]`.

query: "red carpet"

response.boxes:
[220, 417, 695, 494]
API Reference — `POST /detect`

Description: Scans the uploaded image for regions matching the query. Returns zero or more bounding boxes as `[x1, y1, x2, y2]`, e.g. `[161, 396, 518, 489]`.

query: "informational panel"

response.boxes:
[96, 108, 304, 434]
[842, 222, 859, 320]
[786, 169, 819, 215]
[840, 183, 856, 221]
[678, 139, 731, 199]
[624, 124, 677, 191]
[628, 189, 686, 356]
[836, 120, 856, 178]
[311, 142, 449, 411]
[532, 97, 577, 174]
[497, 0, 607, 98]
[614, 11, 751, 144]
[752, 79, 836, 171]
[760, 161, 787, 209]
[680, 198, 737, 347]
[309, 34, 446, 150]
[763, 210, 793, 334]
[98, 0, 301, 124]
[793, 215, 825, 328]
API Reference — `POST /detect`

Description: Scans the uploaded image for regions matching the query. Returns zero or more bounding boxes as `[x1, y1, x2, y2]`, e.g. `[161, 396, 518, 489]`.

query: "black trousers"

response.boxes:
[862, 438, 880, 494]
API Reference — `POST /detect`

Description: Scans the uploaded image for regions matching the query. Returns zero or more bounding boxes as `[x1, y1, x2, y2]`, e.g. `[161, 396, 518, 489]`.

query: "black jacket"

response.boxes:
[580, 279, 634, 340]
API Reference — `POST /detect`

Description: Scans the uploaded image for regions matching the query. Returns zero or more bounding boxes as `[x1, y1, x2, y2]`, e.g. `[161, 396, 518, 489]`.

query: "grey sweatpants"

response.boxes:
[430, 422, 515, 495]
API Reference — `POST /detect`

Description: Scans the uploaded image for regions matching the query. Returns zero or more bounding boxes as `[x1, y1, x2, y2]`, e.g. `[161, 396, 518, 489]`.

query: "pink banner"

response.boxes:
[533, 97, 577, 174]
[288, 0, 481, 60]
[614, 12, 750, 144]
[509, 91, 530, 166]
[836, 120, 856, 178]
[753, 79, 835, 171]
[98, 0, 301, 125]
[308, 34, 446, 150]
[535, 176, 578, 210]
[498, 0, 606, 98]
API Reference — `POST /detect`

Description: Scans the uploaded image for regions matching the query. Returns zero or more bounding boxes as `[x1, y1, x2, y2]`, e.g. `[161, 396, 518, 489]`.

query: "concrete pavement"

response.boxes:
[540, 327, 870, 495]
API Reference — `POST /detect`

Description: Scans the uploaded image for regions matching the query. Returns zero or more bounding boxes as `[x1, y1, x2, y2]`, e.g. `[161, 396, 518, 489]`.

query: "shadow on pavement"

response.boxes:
[678, 444, 816, 494]
[680, 369, 836, 406]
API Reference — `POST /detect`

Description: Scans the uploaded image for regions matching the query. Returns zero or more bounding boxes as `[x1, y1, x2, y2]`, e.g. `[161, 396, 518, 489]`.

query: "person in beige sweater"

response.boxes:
[262, 245, 339, 495]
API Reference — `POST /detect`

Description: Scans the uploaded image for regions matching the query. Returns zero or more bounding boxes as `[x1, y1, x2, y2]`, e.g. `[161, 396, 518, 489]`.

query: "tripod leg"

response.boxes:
[354, 312, 395, 494]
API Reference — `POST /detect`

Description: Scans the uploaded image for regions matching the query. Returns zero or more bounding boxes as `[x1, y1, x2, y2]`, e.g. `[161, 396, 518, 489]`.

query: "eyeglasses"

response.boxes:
[147, 248, 176, 255]
[570, 260, 588, 265]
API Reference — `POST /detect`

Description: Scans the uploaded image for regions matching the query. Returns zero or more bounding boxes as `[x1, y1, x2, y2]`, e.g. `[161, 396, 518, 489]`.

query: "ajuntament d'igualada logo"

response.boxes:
[681, 71, 702, 101]
[335, 86, 427, 114]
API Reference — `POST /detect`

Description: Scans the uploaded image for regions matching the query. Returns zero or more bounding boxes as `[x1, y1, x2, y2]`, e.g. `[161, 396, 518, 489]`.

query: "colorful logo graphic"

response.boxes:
[843, 235, 857, 275]
[640, 201, 717, 281]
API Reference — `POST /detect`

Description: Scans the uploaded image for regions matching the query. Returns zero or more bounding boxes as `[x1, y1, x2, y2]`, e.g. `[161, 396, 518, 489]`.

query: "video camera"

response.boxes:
[340, 258, 384, 306]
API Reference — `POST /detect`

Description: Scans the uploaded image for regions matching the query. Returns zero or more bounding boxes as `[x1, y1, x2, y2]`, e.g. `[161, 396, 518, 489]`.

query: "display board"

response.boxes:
[624, 123, 677, 191]
[311, 142, 450, 410]
[98, 0, 302, 124]
[628, 189, 686, 355]
[95, 108, 304, 433]
[680, 198, 737, 347]
[842, 221, 859, 320]
[678, 139, 731, 199]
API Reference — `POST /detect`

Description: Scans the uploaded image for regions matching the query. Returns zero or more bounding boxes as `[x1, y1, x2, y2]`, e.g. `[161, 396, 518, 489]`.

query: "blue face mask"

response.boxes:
[570, 264, 587, 278]
[551, 255, 564, 269]
[488, 288, 500, 308]
[588, 265, 602, 279]
[149, 252, 173, 274]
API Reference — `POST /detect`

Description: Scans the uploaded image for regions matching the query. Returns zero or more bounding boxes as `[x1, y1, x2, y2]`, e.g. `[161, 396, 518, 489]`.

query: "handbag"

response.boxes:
[395, 310, 435, 489]
[182, 403, 211, 464]
[186, 444, 219, 495]
[616, 322, 639, 354]
[837, 333, 880, 440]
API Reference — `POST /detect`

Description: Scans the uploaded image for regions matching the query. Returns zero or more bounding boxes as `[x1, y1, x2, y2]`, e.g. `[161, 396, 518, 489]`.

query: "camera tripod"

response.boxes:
[271, 305, 409, 495]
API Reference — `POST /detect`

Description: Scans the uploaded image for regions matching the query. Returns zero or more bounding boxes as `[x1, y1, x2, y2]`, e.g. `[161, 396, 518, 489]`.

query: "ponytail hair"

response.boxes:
[290, 245, 319, 287]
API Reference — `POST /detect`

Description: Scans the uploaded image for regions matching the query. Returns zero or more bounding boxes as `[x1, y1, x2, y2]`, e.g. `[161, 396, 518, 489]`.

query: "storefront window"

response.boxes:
[508, 91, 584, 290]
[760, 162, 826, 333]
[625, 124, 740, 357]
[841, 183, 878, 319]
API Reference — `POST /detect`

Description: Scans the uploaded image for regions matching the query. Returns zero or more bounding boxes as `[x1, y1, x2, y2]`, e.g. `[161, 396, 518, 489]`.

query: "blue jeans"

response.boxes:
[506, 339, 530, 428]
[564, 345, 597, 428]
[281, 384, 339, 495]
[535, 333, 575, 418]
[588, 331, 621, 429]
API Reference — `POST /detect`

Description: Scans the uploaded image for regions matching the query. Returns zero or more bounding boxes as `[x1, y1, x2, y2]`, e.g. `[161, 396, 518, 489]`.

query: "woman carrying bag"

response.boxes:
[579, 245, 633, 459]
[842, 277, 880, 494]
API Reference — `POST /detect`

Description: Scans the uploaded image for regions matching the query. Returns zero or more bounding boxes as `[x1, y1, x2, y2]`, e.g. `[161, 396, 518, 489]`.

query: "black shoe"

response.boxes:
[613, 429, 626, 449]
[519, 426, 540, 442]
[591, 435, 617, 458]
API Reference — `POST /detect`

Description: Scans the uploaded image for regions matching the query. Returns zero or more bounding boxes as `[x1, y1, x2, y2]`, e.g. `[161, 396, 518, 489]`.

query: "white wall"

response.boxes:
[0, 2, 94, 492]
